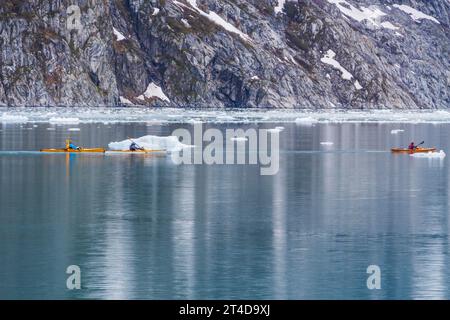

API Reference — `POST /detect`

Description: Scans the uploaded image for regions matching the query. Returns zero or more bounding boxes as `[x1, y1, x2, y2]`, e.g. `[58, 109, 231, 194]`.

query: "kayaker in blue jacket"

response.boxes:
[66, 140, 81, 150]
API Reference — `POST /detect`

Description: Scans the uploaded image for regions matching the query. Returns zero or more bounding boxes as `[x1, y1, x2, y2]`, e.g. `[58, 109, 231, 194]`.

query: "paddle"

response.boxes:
[414, 141, 425, 150]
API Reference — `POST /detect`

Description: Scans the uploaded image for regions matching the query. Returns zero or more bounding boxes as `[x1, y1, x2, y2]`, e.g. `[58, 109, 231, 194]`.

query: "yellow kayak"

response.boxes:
[40, 148, 106, 153]
[391, 148, 437, 154]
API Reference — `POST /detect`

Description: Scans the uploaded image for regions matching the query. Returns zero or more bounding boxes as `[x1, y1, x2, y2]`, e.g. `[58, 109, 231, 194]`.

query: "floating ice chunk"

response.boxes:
[113, 27, 126, 41]
[354, 80, 363, 90]
[393, 4, 440, 24]
[390, 129, 404, 134]
[295, 117, 318, 125]
[411, 150, 446, 159]
[137, 82, 170, 102]
[250, 76, 260, 80]
[0, 114, 28, 123]
[49, 117, 80, 124]
[230, 137, 248, 142]
[320, 142, 334, 145]
[187, 118, 202, 124]
[268, 127, 285, 133]
[216, 115, 235, 121]
[152, 8, 160, 16]
[321, 50, 353, 80]
[68, 128, 81, 132]
[108, 135, 192, 152]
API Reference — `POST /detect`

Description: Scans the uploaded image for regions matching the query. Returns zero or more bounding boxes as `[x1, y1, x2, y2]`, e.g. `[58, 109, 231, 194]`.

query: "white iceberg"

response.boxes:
[108, 135, 192, 152]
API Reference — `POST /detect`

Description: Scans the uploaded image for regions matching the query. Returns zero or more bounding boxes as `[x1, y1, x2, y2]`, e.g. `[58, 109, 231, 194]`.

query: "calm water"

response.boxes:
[0, 121, 449, 300]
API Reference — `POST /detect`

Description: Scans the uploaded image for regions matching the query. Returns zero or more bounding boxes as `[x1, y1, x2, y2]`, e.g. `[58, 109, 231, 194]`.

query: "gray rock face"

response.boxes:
[0, 0, 448, 109]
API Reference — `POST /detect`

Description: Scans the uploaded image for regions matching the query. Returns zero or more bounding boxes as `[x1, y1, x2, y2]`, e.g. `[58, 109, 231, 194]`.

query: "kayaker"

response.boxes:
[66, 140, 81, 151]
[408, 142, 416, 150]
[130, 141, 144, 151]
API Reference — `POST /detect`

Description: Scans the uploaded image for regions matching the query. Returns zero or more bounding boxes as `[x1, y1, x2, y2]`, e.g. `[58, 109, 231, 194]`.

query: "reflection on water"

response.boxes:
[0, 122, 449, 299]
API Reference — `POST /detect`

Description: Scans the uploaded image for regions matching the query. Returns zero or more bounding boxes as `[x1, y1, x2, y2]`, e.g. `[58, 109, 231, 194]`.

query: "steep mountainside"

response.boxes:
[0, 0, 449, 109]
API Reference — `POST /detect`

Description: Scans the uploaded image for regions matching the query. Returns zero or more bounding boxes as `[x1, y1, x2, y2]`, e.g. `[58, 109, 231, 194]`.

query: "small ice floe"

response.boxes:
[152, 8, 160, 16]
[295, 117, 318, 125]
[390, 129, 404, 134]
[268, 127, 284, 133]
[68, 128, 81, 132]
[187, 118, 202, 124]
[230, 137, 248, 142]
[216, 115, 235, 122]
[49, 117, 80, 124]
[320, 142, 334, 146]
[354, 80, 363, 90]
[411, 151, 446, 159]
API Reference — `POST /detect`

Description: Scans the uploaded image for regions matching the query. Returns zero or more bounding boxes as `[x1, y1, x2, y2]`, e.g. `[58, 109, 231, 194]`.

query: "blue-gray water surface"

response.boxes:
[0, 121, 449, 300]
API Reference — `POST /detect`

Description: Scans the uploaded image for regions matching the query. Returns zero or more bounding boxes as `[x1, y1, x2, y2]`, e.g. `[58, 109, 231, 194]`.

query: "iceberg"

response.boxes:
[108, 135, 193, 152]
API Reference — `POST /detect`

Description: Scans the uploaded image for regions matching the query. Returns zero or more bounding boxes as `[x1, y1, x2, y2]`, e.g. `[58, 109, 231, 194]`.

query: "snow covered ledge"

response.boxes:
[137, 83, 170, 103]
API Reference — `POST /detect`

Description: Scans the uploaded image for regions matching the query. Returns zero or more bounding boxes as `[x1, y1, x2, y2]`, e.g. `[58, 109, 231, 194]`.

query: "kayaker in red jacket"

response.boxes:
[408, 142, 415, 150]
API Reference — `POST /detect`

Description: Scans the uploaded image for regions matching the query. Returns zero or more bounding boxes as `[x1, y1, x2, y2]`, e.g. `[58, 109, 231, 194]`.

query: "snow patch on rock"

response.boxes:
[175, 0, 252, 42]
[321, 50, 353, 80]
[392, 4, 440, 24]
[113, 27, 126, 41]
[137, 83, 170, 103]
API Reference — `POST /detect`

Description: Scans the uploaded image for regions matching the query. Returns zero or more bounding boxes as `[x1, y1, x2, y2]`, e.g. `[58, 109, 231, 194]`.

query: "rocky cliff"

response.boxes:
[0, 0, 449, 109]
